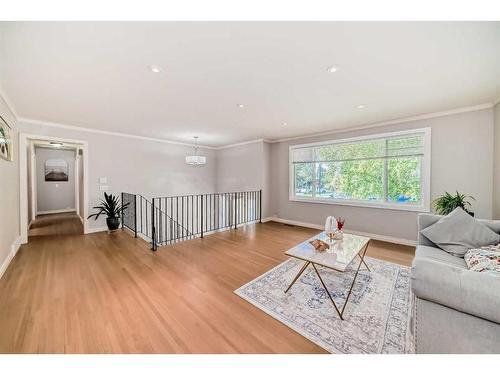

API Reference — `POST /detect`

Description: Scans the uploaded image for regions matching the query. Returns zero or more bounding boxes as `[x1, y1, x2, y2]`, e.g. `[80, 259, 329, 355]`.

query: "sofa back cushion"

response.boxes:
[418, 212, 500, 248]
[420, 208, 500, 257]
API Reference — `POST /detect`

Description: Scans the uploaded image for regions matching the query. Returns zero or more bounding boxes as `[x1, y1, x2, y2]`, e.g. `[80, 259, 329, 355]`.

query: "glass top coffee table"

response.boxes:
[284, 231, 371, 320]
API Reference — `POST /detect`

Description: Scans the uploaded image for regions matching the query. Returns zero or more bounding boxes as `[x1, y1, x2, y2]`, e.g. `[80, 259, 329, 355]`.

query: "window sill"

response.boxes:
[289, 196, 430, 213]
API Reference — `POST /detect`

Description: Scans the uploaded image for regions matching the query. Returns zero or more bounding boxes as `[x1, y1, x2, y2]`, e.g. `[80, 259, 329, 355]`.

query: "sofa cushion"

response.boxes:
[420, 207, 500, 257]
[415, 245, 468, 268]
[411, 245, 500, 324]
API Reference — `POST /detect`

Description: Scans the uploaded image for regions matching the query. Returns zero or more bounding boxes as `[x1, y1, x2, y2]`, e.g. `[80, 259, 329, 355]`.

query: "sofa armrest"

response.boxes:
[411, 256, 500, 324]
[417, 213, 442, 247]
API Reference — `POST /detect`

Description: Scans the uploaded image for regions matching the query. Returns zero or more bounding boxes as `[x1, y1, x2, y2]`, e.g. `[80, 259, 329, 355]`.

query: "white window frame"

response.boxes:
[289, 127, 431, 212]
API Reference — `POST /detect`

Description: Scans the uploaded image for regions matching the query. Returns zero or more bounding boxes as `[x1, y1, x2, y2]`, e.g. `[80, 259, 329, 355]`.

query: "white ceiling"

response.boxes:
[1, 22, 499, 147]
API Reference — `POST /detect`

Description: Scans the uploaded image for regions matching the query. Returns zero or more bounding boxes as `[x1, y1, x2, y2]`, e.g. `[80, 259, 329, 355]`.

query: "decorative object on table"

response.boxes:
[44, 158, 69, 181]
[309, 239, 330, 252]
[88, 192, 130, 231]
[334, 217, 345, 239]
[0, 115, 13, 162]
[234, 256, 413, 353]
[324, 216, 336, 240]
[433, 191, 475, 216]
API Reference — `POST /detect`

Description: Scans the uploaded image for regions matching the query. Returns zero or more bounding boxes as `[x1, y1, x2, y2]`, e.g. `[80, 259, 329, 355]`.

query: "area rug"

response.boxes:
[234, 257, 414, 354]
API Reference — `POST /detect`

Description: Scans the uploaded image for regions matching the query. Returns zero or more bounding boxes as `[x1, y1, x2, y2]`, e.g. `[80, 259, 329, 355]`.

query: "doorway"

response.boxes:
[19, 133, 89, 244]
[28, 142, 83, 238]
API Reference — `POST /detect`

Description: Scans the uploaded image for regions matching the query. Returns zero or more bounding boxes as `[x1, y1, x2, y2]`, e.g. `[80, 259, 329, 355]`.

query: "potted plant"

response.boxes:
[433, 191, 475, 216]
[88, 192, 130, 230]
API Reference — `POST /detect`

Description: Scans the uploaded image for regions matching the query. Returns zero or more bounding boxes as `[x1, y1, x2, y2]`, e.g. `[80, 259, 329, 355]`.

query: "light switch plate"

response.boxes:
[99, 185, 109, 191]
[99, 177, 107, 184]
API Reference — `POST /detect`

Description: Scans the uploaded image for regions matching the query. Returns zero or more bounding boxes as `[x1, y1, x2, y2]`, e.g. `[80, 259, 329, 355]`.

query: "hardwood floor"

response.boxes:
[0, 219, 414, 353]
[29, 212, 83, 237]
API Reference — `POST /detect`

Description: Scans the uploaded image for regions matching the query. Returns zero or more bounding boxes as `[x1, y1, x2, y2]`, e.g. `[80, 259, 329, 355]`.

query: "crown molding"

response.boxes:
[215, 138, 272, 150]
[17, 117, 217, 150]
[268, 102, 494, 144]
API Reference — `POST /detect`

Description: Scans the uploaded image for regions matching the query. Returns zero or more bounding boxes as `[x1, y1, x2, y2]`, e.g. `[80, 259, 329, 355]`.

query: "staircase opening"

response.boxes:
[121, 190, 262, 250]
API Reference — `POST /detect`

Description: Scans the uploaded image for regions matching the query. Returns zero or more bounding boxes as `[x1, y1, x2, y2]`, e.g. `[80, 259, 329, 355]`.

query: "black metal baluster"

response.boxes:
[234, 193, 238, 229]
[254, 191, 257, 221]
[140, 196, 143, 234]
[134, 195, 138, 237]
[151, 198, 156, 251]
[215, 194, 218, 229]
[176, 197, 179, 241]
[200, 195, 204, 238]
[259, 189, 262, 223]
[181, 196, 184, 240]
[145, 198, 148, 237]
[245, 191, 248, 223]
[169, 197, 172, 244]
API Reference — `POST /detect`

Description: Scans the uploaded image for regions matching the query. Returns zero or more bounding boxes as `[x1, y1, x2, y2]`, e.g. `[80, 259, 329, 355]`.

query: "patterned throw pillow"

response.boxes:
[464, 244, 500, 274]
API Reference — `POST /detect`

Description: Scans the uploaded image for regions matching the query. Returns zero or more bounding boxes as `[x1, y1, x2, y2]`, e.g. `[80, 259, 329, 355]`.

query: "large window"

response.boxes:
[290, 128, 431, 211]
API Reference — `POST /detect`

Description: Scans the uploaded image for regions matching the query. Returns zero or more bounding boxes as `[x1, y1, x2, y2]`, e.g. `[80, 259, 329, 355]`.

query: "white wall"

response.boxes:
[0, 96, 20, 277]
[494, 102, 500, 219]
[19, 121, 218, 230]
[270, 108, 494, 242]
[35, 147, 76, 213]
[215, 140, 272, 218]
[215, 142, 265, 192]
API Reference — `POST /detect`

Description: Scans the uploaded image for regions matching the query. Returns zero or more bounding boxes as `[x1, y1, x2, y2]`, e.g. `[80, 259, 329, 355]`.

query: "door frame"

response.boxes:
[19, 133, 89, 244]
[29, 141, 37, 224]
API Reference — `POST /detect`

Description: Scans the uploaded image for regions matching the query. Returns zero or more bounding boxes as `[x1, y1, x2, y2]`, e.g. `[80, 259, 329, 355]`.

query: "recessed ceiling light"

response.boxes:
[282, 122, 288, 127]
[50, 142, 63, 147]
[327, 65, 339, 73]
[357, 104, 366, 109]
[237, 103, 244, 109]
[149, 65, 162, 73]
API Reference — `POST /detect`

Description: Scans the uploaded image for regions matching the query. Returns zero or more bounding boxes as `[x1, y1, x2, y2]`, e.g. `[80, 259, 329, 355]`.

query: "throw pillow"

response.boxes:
[420, 207, 500, 257]
[464, 244, 500, 274]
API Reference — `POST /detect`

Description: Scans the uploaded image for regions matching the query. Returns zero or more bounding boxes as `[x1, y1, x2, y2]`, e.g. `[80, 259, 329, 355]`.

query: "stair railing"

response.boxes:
[122, 190, 262, 250]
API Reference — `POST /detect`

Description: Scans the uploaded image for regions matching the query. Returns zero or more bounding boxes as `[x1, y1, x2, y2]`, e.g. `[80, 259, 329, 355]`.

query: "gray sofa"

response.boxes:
[411, 213, 500, 354]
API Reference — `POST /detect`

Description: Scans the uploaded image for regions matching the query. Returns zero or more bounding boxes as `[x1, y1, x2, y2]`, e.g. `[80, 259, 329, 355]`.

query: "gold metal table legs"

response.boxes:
[284, 241, 370, 320]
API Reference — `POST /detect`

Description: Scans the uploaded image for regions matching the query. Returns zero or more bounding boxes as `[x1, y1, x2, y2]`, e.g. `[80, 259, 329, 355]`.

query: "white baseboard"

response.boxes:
[0, 236, 22, 280]
[37, 208, 76, 215]
[268, 217, 416, 247]
[78, 215, 84, 225]
[271, 217, 323, 230]
[85, 226, 108, 234]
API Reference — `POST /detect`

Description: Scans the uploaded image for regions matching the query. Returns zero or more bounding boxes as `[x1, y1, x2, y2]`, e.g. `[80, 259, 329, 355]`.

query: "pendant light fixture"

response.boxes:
[185, 136, 206, 166]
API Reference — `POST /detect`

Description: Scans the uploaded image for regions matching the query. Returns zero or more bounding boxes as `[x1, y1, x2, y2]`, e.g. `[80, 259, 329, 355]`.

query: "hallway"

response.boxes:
[28, 212, 83, 238]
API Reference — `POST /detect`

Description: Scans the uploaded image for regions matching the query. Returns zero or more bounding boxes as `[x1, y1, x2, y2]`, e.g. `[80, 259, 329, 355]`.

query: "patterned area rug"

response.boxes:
[235, 257, 414, 354]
